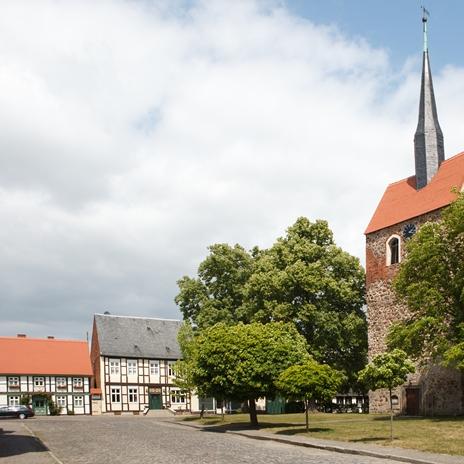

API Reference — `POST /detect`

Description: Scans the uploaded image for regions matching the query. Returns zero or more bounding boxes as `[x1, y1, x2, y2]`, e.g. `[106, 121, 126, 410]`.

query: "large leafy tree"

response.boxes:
[388, 193, 464, 369]
[358, 349, 414, 440]
[244, 217, 366, 384]
[175, 218, 367, 386]
[175, 243, 254, 329]
[276, 359, 344, 432]
[190, 322, 309, 426]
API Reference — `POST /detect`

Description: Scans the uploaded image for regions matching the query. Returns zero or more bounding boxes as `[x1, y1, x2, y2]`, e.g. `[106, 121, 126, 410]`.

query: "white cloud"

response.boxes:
[0, 0, 462, 338]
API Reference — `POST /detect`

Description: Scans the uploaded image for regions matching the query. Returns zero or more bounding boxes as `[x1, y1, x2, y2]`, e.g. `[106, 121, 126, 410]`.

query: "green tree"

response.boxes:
[358, 349, 414, 440]
[173, 322, 197, 393]
[190, 322, 309, 426]
[276, 359, 344, 432]
[175, 244, 254, 329]
[389, 193, 464, 369]
[244, 217, 366, 386]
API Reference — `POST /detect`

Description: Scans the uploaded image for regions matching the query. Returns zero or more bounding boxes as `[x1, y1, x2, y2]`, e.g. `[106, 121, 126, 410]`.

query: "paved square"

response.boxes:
[1, 416, 405, 464]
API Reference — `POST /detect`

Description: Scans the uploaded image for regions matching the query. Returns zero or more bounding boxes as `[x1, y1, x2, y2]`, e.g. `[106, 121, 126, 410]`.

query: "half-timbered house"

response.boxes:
[0, 335, 92, 415]
[91, 313, 193, 414]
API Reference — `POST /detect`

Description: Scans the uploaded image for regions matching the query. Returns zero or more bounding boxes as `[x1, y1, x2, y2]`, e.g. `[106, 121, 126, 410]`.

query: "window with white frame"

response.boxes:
[34, 377, 45, 388]
[56, 377, 67, 388]
[128, 387, 138, 403]
[168, 362, 175, 377]
[8, 377, 19, 388]
[110, 359, 120, 375]
[170, 389, 186, 404]
[73, 378, 83, 389]
[149, 360, 159, 376]
[56, 396, 67, 407]
[127, 360, 137, 376]
[8, 396, 20, 406]
[386, 235, 401, 266]
[111, 387, 121, 403]
[74, 396, 84, 407]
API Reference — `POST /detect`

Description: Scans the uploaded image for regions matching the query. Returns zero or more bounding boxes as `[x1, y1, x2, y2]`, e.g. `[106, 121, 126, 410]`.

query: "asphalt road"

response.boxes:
[0, 416, 407, 464]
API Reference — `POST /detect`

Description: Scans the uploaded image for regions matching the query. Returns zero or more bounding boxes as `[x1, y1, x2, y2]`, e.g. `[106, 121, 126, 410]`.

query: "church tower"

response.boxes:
[364, 11, 463, 416]
[414, 10, 445, 189]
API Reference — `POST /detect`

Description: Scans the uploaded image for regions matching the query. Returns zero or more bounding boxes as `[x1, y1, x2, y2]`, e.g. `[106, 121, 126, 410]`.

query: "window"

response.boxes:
[128, 388, 138, 403]
[8, 396, 20, 406]
[34, 377, 45, 389]
[110, 360, 120, 375]
[149, 361, 159, 376]
[111, 388, 121, 403]
[168, 362, 175, 377]
[171, 390, 186, 404]
[386, 235, 401, 265]
[73, 378, 83, 389]
[127, 360, 137, 376]
[56, 377, 67, 388]
[56, 396, 67, 407]
[74, 396, 84, 407]
[8, 377, 19, 388]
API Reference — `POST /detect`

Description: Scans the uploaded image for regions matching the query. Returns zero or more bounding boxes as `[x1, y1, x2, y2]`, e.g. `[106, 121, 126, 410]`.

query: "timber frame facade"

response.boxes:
[98, 356, 190, 413]
[0, 375, 91, 415]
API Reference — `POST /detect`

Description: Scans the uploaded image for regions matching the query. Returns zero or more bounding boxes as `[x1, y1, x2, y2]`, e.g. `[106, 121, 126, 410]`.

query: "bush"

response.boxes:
[20, 394, 31, 406]
[48, 400, 62, 416]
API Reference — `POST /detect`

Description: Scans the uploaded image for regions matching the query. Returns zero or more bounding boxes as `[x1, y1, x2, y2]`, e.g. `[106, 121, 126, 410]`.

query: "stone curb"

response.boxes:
[172, 420, 463, 464]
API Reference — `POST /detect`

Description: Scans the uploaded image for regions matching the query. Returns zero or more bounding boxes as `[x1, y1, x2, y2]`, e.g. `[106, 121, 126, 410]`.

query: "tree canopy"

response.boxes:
[175, 217, 367, 387]
[189, 321, 309, 425]
[175, 243, 254, 329]
[244, 217, 366, 383]
[276, 359, 344, 431]
[388, 193, 464, 369]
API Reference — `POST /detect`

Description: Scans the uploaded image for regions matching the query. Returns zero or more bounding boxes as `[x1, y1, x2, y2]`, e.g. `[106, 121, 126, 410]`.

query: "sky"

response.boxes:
[1, 0, 464, 340]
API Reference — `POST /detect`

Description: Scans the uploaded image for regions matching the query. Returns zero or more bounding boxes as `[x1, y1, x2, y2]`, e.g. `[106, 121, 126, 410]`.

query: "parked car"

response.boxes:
[0, 405, 35, 419]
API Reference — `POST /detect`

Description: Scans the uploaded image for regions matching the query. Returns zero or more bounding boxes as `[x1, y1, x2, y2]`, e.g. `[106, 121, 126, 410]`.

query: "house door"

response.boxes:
[149, 394, 162, 410]
[32, 397, 48, 415]
[406, 388, 420, 416]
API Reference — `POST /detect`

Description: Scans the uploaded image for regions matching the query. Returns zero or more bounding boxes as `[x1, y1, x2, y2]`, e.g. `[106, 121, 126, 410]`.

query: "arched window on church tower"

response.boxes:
[386, 235, 401, 265]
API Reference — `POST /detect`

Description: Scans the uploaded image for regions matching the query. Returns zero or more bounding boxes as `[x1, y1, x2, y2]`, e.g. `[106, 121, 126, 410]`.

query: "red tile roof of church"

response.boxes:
[0, 336, 93, 376]
[365, 151, 464, 234]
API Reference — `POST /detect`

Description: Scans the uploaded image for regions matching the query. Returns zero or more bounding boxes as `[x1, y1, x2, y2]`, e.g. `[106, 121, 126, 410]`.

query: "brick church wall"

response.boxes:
[366, 210, 463, 415]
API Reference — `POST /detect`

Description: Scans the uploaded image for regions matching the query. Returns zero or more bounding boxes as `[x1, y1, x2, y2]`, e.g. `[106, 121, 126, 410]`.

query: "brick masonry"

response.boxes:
[366, 210, 463, 415]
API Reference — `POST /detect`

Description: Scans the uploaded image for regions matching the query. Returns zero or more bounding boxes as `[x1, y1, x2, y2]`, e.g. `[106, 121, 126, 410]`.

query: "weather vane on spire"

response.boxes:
[422, 6, 430, 52]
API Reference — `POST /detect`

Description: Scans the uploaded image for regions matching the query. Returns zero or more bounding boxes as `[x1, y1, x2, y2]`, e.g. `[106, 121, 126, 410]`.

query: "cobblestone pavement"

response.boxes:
[0, 415, 412, 464]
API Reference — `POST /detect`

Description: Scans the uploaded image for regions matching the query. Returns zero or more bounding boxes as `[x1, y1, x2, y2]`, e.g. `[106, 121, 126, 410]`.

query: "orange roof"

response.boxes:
[365, 151, 464, 234]
[90, 388, 102, 395]
[0, 337, 93, 376]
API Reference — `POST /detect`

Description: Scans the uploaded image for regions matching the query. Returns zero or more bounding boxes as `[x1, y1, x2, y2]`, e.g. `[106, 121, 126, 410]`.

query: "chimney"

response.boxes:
[17, 334, 26, 338]
[47, 336, 55, 339]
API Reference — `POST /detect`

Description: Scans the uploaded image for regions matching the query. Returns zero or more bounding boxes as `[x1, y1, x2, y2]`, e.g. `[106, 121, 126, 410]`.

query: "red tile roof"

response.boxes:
[365, 151, 464, 234]
[0, 337, 93, 376]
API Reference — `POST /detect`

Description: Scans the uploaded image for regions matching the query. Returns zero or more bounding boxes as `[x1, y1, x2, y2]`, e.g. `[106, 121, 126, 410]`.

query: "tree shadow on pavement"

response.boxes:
[0, 425, 49, 458]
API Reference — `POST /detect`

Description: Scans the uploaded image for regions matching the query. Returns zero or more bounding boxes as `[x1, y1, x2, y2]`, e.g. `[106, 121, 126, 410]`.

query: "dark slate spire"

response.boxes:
[414, 9, 444, 190]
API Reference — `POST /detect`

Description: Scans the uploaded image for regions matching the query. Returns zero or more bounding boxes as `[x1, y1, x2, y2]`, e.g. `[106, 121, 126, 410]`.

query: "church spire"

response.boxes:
[414, 8, 444, 190]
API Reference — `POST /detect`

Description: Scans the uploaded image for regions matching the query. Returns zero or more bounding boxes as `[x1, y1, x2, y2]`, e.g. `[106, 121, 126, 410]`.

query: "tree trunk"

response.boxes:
[389, 388, 393, 441]
[248, 398, 258, 427]
[305, 398, 309, 433]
